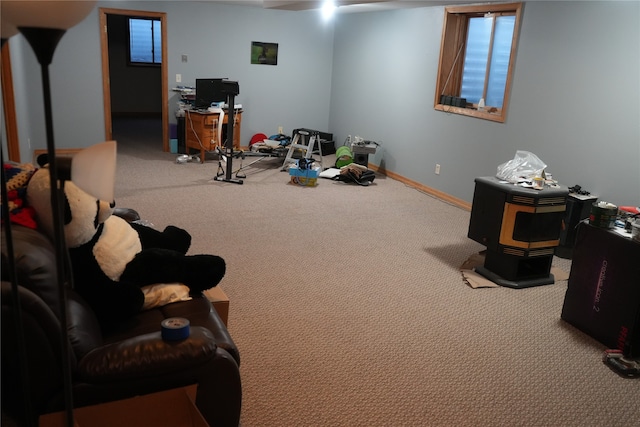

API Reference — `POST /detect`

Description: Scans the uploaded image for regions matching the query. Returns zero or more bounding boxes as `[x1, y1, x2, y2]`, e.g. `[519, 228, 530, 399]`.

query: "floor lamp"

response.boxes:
[1, 18, 35, 425]
[1, 2, 112, 426]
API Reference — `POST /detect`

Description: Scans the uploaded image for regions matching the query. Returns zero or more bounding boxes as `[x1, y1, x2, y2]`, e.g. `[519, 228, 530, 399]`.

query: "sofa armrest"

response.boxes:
[163, 294, 241, 366]
[78, 327, 217, 382]
[112, 207, 140, 223]
[1, 282, 70, 420]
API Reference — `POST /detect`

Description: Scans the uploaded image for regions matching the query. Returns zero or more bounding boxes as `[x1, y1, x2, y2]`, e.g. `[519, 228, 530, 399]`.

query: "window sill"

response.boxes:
[434, 104, 505, 123]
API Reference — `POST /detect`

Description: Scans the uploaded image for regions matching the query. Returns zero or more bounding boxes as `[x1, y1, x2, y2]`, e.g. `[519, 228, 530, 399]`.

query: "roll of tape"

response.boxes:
[161, 317, 190, 341]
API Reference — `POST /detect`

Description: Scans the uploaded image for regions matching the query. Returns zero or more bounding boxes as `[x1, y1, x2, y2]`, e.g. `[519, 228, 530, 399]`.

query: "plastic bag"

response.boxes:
[496, 150, 547, 183]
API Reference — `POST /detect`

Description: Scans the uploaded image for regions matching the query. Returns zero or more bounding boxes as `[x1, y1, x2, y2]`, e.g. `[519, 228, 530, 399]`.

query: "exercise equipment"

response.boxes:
[213, 81, 243, 185]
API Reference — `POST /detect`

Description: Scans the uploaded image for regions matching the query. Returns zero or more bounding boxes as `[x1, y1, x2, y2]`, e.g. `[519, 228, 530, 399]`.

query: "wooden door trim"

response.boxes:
[1, 43, 20, 162]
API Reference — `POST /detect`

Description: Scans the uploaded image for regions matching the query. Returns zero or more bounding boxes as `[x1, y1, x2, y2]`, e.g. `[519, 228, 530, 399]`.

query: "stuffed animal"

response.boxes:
[26, 164, 226, 322]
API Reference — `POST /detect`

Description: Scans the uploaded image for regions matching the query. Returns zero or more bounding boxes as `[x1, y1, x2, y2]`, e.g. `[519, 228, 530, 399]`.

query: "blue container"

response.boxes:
[289, 166, 320, 178]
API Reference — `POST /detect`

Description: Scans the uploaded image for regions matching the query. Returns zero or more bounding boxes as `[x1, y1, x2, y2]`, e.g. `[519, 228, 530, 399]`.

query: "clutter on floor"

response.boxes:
[330, 163, 376, 186]
[288, 158, 320, 187]
[281, 128, 325, 172]
[350, 136, 379, 167]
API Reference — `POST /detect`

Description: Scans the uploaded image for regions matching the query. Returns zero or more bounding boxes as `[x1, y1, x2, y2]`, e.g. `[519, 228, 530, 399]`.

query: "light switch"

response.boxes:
[176, 74, 182, 83]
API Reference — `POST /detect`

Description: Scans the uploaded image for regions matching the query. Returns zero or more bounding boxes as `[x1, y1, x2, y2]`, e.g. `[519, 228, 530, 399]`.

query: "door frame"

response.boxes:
[99, 8, 168, 151]
[1, 43, 20, 162]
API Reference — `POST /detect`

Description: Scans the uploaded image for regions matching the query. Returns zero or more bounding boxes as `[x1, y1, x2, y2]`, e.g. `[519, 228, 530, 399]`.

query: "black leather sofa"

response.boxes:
[1, 223, 242, 426]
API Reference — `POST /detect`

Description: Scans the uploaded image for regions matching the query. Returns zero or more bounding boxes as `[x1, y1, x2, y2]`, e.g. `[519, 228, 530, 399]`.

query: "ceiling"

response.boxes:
[216, 1, 470, 14]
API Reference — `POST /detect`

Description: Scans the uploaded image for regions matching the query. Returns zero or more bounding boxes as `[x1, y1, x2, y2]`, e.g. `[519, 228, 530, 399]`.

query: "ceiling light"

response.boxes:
[322, 0, 337, 19]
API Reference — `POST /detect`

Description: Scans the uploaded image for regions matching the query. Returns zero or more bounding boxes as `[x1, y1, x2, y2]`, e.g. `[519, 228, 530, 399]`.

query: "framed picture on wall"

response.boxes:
[251, 42, 278, 65]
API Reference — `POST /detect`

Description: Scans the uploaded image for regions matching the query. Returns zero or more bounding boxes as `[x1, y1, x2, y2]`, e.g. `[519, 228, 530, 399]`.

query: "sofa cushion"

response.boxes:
[67, 290, 104, 359]
[1, 224, 61, 319]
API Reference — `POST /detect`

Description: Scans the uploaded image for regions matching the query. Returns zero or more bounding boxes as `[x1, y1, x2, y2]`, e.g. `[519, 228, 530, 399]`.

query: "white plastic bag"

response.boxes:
[496, 150, 547, 183]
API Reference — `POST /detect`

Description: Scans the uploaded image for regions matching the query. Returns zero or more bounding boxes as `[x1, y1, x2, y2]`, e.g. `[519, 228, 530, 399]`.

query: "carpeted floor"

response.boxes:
[112, 118, 640, 427]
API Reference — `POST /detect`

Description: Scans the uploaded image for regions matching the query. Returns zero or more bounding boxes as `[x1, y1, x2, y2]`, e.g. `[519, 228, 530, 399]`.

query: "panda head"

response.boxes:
[26, 166, 115, 249]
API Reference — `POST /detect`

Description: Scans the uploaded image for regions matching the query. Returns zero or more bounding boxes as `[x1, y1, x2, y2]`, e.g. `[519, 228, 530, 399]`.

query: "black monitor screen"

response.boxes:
[195, 78, 226, 109]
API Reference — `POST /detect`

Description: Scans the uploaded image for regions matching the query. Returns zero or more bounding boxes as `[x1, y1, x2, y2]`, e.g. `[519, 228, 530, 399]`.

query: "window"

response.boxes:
[434, 3, 522, 123]
[128, 18, 161, 65]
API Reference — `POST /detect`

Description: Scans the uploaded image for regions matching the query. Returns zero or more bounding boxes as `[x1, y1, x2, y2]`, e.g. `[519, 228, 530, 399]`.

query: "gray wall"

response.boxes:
[161, 1, 335, 138]
[7, 5, 105, 159]
[5, 1, 639, 206]
[7, 1, 335, 158]
[330, 1, 639, 205]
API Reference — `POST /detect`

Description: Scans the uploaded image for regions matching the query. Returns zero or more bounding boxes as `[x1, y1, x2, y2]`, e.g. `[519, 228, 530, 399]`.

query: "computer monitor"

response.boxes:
[195, 78, 226, 109]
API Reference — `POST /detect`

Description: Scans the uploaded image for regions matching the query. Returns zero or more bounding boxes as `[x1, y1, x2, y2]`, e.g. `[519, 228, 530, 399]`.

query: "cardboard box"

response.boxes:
[39, 386, 208, 427]
[203, 286, 229, 326]
[561, 222, 640, 357]
[288, 165, 320, 178]
[289, 176, 317, 187]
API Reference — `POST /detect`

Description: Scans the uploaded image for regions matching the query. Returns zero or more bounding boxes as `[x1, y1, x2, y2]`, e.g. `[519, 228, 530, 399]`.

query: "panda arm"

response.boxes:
[69, 240, 112, 289]
[68, 243, 144, 320]
[129, 222, 191, 254]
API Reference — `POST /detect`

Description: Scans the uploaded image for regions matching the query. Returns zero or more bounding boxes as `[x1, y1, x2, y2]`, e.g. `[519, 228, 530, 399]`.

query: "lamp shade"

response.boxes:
[71, 140, 117, 203]
[1, 0, 96, 30]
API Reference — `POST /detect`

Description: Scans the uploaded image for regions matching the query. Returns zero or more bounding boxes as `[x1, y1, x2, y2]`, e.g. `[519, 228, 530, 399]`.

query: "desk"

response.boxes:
[184, 109, 242, 163]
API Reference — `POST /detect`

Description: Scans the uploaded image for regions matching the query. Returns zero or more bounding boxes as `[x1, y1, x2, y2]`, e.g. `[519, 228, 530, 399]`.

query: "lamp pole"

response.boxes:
[214, 81, 242, 184]
[2, 2, 98, 425]
[19, 26, 75, 427]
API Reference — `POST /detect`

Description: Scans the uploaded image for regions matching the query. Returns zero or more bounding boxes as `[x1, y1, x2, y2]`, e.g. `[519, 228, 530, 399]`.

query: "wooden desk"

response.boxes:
[184, 109, 242, 163]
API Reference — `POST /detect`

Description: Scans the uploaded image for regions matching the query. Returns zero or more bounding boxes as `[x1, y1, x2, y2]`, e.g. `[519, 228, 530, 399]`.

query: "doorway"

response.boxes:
[99, 8, 168, 152]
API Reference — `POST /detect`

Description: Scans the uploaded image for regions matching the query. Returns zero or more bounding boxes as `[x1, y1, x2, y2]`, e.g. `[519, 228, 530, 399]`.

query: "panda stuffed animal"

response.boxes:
[26, 163, 226, 322]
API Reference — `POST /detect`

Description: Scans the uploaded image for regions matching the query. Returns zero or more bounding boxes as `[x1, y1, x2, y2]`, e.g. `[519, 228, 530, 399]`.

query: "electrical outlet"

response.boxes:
[176, 74, 182, 83]
[435, 164, 441, 175]
[181, 55, 188, 63]
[278, 126, 283, 134]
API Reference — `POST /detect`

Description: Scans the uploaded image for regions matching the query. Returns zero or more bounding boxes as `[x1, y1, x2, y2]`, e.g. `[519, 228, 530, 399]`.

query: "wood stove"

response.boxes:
[468, 176, 568, 288]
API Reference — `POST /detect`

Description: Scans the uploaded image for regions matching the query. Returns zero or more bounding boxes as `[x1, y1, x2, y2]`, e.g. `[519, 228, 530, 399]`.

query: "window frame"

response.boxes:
[127, 17, 162, 66]
[434, 2, 523, 123]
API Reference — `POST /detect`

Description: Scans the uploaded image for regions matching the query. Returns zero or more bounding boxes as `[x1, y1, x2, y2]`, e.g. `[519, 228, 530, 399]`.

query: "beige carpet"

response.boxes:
[112, 120, 640, 426]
